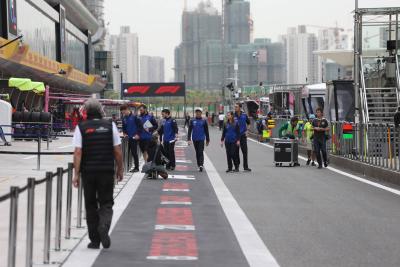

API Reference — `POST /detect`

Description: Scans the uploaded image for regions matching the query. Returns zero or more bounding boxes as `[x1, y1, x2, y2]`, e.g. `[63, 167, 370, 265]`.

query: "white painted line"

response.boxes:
[58, 144, 73, 149]
[248, 138, 400, 197]
[160, 201, 192, 205]
[23, 155, 36, 160]
[176, 160, 192, 163]
[204, 152, 280, 267]
[168, 175, 196, 180]
[155, 224, 195, 231]
[147, 256, 198, 261]
[162, 189, 190, 192]
[62, 170, 144, 267]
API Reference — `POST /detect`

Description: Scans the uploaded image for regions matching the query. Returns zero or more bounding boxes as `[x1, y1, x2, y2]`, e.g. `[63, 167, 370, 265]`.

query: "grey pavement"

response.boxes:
[0, 136, 133, 267]
[92, 139, 248, 267]
[4, 128, 400, 267]
[206, 126, 400, 267]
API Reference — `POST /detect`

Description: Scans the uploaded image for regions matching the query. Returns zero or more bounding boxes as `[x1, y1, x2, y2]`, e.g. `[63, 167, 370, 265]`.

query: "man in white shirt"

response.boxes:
[72, 98, 123, 250]
[218, 113, 225, 131]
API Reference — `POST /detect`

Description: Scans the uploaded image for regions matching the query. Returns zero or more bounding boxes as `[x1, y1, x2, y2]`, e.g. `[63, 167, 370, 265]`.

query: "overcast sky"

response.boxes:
[104, 0, 399, 81]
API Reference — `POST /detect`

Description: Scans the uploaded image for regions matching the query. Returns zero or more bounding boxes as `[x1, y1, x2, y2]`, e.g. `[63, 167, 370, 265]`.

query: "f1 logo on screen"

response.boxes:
[123, 83, 186, 97]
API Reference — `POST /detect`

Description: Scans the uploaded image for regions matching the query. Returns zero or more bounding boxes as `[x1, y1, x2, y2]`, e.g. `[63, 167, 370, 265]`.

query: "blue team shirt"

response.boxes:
[234, 112, 248, 135]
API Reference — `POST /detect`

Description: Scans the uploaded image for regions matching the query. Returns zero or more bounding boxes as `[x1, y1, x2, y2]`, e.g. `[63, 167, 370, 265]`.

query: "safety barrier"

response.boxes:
[0, 163, 79, 267]
[0, 137, 134, 267]
[251, 118, 400, 172]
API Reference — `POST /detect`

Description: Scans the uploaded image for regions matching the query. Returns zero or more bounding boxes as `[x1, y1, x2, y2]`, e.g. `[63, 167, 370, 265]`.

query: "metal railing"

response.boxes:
[396, 55, 400, 104]
[0, 124, 74, 170]
[0, 164, 78, 267]
[251, 118, 400, 172]
[1, 137, 133, 267]
[359, 56, 369, 124]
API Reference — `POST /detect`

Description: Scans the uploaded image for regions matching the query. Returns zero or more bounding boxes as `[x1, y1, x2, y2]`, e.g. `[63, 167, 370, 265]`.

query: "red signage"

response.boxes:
[127, 85, 151, 94]
[123, 83, 185, 97]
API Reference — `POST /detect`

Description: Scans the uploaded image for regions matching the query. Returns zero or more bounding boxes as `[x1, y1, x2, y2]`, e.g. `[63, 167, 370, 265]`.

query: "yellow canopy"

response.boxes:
[8, 78, 45, 94]
[31, 81, 45, 94]
[8, 77, 32, 91]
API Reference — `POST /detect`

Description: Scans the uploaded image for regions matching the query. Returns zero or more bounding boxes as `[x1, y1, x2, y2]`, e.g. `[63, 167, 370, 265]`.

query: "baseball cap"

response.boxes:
[195, 107, 203, 112]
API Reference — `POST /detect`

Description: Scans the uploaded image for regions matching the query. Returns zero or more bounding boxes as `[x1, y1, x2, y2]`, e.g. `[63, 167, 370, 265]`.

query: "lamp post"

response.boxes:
[113, 65, 123, 100]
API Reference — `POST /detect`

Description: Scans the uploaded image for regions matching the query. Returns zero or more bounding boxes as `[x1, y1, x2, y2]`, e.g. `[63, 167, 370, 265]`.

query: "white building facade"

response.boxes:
[107, 26, 139, 92]
[140, 56, 165, 83]
[285, 26, 318, 85]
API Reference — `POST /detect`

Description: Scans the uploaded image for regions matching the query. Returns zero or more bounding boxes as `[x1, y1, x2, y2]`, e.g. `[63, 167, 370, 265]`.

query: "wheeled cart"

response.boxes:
[273, 138, 299, 167]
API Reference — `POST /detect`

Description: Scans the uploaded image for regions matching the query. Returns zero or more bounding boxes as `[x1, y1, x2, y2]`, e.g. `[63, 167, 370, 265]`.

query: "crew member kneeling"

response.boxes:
[72, 99, 123, 249]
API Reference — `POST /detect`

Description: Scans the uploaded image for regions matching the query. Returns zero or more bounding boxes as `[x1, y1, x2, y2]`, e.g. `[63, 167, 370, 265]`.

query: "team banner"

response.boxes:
[122, 83, 186, 97]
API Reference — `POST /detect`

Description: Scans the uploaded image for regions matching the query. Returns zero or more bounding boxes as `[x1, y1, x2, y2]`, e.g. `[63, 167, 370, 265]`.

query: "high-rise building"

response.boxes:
[175, 1, 222, 89]
[112, 26, 139, 85]
[224, 0, 251, 46]
[140, 56, 165, 83]
[175, 0, 286, 90]
[285, 26, 318, 84]
[317, 28, 352, 81]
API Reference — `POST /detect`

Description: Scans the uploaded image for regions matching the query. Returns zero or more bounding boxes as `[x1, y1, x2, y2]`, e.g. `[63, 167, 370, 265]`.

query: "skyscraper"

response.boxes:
[175, 1, 222, 89]
[140, 56, 165, 83]
[114, 26, 139, 83]
[108, 26, 139, 92]
[285, 26, 318, 84]
[224, 0, 251, 46]
[175, 0, 286, 90]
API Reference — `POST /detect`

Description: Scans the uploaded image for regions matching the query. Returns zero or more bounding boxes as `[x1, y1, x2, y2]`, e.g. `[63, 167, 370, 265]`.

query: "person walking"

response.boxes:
[221, 112, 240, 173]
[278, 116, 301, 139]
[158, 109, 178, 170]
[72, 98, 123, 249]
[303, 114, 316, 166]
[312, 107, 330, 169]
[0, 125, 11, 146]
[234, 103, 251, 172]
[187, 107, 210, 172]
[278, 116, 301, 167]
[218, 112, 225, 131]
[184, 112, 191, 129]
[120, 104, 142, 173]
[138, 104, 158, 162]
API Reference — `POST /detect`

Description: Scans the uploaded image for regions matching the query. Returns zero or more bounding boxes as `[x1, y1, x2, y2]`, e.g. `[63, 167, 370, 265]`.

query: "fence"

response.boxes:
[0, 137, 133, 267]
[251, 118, 400, 172]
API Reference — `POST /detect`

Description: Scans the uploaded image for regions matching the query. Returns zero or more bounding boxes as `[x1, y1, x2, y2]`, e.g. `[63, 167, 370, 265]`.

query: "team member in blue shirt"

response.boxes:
[138, 104, 158, 161]
[120, 104, 142, 172]
[158, 109, 178, 170]
[221, 111, 240, 173]
[234, 103, 252, 172]
[187, 108, 210, 172]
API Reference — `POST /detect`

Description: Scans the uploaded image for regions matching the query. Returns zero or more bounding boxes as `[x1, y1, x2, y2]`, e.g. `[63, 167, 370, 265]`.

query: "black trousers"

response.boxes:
[163, 141, 176, 168]
[225, 141, 239, 170]
[193, 140, 205, 167]
[239, 134, 249, 169]
[218, 120, 224, 131]
[184, 120, 189, 128]
[82, 171, 114, 244]
[0, 126, 6, 143]
[128, 138, 139, 169]
[313, 138, 328, 166]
